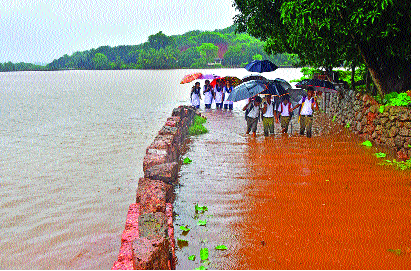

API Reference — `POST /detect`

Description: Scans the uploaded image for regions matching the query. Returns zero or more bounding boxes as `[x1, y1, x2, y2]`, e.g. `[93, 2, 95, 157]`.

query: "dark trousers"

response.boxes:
[216, 103, 222, 109]
[223, 104, 233, 110]
[246, 116, 259, 133]
[299, 115, 313, 138]
[205, 104, 211, 109]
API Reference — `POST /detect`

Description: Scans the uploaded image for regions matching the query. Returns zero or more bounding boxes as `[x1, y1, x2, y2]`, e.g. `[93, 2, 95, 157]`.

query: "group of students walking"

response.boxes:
[190, 80, 234, 110]
[243, 87, 319, 138]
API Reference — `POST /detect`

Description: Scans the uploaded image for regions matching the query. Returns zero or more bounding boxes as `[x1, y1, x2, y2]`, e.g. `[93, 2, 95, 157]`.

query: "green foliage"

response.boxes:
[197, 43, 218, 64]
[189, 115, 208, 135]
[387, 249, 402, 256]
[92, 53, 109, 70]
[234, 0, 410, 96]
[180, 226, 191, 232]
[195, 204, 208, 213]
[215, 245, 227, 250]
[197, 220, 207, 226]
[361, 140, 373, 147]
[374, 152, 386, 158]
[200, 248, 209, 261]
[183, 157, 192, 164]
[195, 266, 207, 270]
[386, 92, 411, 106]
[188, 255, 196, 261]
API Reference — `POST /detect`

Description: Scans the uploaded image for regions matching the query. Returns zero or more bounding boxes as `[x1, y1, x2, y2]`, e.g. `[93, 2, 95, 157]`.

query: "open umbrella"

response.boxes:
[199, 74, 220, 80]
[244, 60, 278, 73]
[226, 80, 268, 102]
[210, 76, 241, 87]
[274, 78, 292, 91]
[242, 74, 267, 83]
[288, 88, 308, 103]
[296, 79, 337, 93]
[180, 72, 202, 84]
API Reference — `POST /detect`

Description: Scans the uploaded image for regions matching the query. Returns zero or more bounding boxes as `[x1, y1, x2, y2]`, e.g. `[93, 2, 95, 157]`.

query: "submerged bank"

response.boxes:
[173, 108, 410, 270]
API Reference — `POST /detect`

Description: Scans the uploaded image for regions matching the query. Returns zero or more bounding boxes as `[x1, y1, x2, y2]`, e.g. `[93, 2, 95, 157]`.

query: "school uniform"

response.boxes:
[278, 102, 292, 133]
[214, 85, 224, 109]
[298, 96, 316, 137]
[191, 87, 200, 108]
[261, 99, 275, 136]
[203, 84, 214, 109]
[245, 102, 260, 134]
[223, 86, 234, 110]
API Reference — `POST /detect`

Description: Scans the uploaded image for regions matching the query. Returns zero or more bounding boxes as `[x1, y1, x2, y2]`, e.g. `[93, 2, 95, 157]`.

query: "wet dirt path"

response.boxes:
[173, 109, 411, 270]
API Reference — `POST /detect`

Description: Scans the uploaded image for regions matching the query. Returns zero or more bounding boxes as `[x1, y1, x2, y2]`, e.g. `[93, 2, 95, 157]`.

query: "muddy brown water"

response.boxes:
[174, 108, 411, 270]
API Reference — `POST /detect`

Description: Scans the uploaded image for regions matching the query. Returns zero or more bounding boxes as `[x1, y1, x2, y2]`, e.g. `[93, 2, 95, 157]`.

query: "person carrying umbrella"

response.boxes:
[214, 80, 224, 109]
[291, 87, 319, 138]
[242, 96, 262, 137]
[276, 95, 293, 134]
[203, 80, 214, 109]
[190, 82, 201, 109]
[261, 94, 276, 136]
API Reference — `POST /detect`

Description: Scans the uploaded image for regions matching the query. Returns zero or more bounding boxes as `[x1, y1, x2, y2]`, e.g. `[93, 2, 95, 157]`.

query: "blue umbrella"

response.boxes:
[244, 60, 278, 73]
[226, 80, 268, 102]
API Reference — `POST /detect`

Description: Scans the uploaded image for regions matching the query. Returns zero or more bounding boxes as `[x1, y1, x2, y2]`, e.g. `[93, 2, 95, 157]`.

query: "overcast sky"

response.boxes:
[0, 0, 238, 64]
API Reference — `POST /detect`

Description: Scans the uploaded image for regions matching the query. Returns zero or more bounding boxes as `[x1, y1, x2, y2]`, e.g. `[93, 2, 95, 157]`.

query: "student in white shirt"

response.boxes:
[291, 87, 319, 137]
[190, 82, 201, 109]
[276, 95, 292, 133]
[214, 80, 224, 109]
[203, 80, 214, 109]
[242, 96, 262, 137]
[223, 81, 234, 110]
[261, 94, 276, 136]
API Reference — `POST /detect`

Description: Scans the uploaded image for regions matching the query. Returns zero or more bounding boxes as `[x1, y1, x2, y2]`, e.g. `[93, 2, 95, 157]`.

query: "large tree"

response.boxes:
[233, 0, 410, 96]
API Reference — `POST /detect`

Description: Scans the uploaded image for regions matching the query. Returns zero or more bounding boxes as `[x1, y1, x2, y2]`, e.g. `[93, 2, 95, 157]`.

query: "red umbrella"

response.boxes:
[180, 72, 202, 84]
[210, 76, 242, 87]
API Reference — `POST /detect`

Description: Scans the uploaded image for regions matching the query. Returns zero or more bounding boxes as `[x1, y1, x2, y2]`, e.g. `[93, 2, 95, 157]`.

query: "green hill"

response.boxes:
[1, 25, 299, 72]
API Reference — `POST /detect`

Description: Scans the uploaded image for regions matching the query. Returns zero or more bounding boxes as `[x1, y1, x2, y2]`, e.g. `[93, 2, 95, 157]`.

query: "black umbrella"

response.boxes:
[242, 74, 267, 83]
[244, 60, 278, 73]
[296, 79, 337, 93]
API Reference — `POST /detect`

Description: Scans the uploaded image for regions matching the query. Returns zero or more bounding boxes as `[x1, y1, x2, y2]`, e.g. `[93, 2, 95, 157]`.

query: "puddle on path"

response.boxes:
[173, 108, 411, 270]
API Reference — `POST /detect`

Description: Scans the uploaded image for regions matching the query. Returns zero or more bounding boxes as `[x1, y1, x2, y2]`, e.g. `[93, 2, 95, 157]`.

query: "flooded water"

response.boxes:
[0, 68, 303, 269]
[174, 110, 411, 269]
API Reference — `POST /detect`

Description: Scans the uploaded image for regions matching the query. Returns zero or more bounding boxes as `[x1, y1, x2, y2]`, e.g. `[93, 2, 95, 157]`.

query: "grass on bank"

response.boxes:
[189, 115, 208, 135]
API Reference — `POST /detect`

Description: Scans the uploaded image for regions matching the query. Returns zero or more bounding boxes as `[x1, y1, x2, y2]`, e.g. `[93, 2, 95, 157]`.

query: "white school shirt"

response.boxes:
[279, 102, 291, 117]
[214, 86, 224, 103]
[299, 97, 315, 115]
[262, 100, 275, 118]
[203, 85, 213, 105]
[223, 86, 234, 105]
[247, 102, 260, 119]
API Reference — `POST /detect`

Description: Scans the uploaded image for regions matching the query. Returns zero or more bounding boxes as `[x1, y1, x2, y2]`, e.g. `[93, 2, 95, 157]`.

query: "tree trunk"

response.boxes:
[351, 63, 355, 92]
[358, 44, 387, 97]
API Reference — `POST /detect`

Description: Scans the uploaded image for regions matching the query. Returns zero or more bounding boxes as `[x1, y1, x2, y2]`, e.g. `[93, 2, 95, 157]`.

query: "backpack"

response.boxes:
[245, 103, 254, 120]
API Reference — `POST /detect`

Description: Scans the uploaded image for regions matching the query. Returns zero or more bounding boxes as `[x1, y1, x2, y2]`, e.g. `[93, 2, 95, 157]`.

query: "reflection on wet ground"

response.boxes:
[173, 108, 410, 270]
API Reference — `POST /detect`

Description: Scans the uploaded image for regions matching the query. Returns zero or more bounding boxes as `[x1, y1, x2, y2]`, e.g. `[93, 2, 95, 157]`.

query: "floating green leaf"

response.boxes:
[345, 122, 351, 128]
[180, 226, 190, 232]
[197, 219, 207, 226]
[195, 204, 208, 213]
[177, 238, 189, 243]
[387, 249, 402, 255]
[200, 248, 209, 261]
[195, 266, 207, 270]
[374, 152, 386, 158]
[361, 140, 372, 147]
[215, 245, 227, 250]
[188, 255, 196, 261]
[332, 115, 336, 122]
[183, 157, 192, 164]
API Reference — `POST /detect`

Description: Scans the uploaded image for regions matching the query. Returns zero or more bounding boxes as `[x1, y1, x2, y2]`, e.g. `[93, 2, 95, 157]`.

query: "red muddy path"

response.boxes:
[174, 109, 410, 270]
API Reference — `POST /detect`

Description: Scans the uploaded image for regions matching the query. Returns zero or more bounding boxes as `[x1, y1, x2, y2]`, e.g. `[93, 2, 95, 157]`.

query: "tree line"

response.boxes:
[1, 25, 298, 73]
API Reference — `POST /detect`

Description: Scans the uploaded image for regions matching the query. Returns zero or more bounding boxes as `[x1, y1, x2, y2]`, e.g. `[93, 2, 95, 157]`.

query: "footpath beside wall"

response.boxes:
[112, 106, 199, 270]
[327, 90, 411, 159]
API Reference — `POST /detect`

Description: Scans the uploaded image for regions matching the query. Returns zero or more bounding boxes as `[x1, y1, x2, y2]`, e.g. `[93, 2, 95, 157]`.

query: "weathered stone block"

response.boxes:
[385, 137, 396, 148]
[138, 212, 168, 239]
[394, 135, 405, 148]
[136, 178, 172, 213]
[355, 112, 363, 121]
[397, 149, 409, 160]
[143, 153, 168, 172]
[165, 116, 181, 127]
[399, 127, 410, 137]
[132, 237, 170, 270]
[388, 126, 399, 137]
[158, 125, 179, 137]
[144, 162, 179, 185]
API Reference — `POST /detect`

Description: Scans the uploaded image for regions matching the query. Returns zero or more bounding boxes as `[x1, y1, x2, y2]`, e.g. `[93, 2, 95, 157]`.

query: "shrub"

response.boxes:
[189, 115, 208, 135]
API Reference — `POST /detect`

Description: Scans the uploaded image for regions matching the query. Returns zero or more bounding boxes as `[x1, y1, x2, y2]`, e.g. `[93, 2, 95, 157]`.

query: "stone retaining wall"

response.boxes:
[327, 90, 411, 159]
[112, 105, 199, 270]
